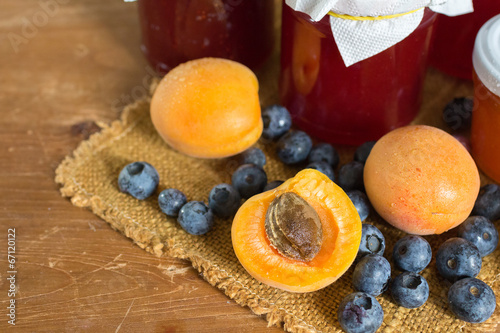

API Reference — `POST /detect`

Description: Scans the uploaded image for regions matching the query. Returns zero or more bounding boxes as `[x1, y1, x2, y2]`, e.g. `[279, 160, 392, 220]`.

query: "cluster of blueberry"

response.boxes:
[338, 186, 500, 333]
[117, 160, 252, 235]
[117, 161, 215, 235]
[117, 162, 243, 235]
[338, 225, 433, 333]
[436, 213, 498, 324]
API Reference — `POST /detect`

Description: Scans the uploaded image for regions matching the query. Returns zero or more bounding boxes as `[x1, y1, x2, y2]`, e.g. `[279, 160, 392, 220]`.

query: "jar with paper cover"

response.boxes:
[280, 0, 470, 145]
[471, 14, 500, 183]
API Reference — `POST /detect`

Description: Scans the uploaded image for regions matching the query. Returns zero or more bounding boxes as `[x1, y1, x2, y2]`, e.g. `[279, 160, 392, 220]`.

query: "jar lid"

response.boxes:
[473, 14, 500, 97]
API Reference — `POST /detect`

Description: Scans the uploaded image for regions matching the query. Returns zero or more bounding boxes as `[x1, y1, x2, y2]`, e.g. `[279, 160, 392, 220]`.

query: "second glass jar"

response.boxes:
[470, 14, 500, 183]
[279, 5, 437, 145]
[430, 0, 500, 80]
[138, 0, 275, 74]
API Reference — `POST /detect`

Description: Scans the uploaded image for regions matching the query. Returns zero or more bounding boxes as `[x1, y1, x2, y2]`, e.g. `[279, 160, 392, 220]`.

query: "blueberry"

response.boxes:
[308, 143, 340, 169]
[453, 134, 471, 152]
[305, 161, 335, 181]
[208, 183, 241, 218]
[357, 224, 385, 259]
[472, 184, 500, 221]
[240, 147, 266, 168]
[231, 164, 267, 199]
[457, 216, 498, 257]
[261, 105, 292, 140]
[118, 161, 159, 200]
[338, 161, 364, 192]
[263, 180, 284, 192]
[392, 235, 432, 273]
[347, 191, 370, 222]
[337, 292, 384, 333]
[352, 254, 391, 296]
[448, 278, 496, 323]
[354, 141, 376, 164]
[158, 188, 187, 217]
[276, 130, 313, 165]
[436, 237, 482, 282]
[442, 97, 473, 131]
[390, 272, 429, 309]
[177, 201, 214, 235]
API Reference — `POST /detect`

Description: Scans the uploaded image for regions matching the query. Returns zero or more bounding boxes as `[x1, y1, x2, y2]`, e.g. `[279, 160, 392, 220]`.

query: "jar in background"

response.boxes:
[279, 5, 437, 145]
[430, 1, 500, 80]
[471, 14, 500, 183]
[138, 0, 275, 73]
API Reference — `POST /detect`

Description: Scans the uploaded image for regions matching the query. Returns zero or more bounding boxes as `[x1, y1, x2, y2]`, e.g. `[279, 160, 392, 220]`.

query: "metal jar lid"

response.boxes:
[473, 14, 500, 97]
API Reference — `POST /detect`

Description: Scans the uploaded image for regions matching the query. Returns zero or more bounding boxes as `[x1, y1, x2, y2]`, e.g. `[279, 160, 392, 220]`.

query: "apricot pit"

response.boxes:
[265, 192, 322, 262]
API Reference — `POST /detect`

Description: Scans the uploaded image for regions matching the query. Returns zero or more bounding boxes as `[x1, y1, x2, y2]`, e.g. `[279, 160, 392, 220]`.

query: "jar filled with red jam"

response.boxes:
[471, 14, 500, 183]
[430, 1, 500, 80]
[279, 5, 437, 145]
[138, 0, 275, 73]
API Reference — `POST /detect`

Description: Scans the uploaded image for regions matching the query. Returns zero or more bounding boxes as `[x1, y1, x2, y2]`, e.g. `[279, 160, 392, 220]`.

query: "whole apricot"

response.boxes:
[151, 58, 262, 158]
[364, 125, 480, 235]
[232, 169, 362, 292]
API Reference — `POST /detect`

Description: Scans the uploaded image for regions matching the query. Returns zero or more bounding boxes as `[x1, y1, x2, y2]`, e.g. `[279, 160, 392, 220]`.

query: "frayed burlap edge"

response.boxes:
[54, 97, 324, 333]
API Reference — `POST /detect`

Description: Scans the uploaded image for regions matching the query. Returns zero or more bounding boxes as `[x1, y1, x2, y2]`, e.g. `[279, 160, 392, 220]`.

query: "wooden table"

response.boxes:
[0, 1, 283, 331]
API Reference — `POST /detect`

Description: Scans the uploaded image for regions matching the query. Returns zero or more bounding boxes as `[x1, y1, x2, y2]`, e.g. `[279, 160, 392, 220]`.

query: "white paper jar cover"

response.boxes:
[285, 0, 473, 66]
[473, 14, 500, 97]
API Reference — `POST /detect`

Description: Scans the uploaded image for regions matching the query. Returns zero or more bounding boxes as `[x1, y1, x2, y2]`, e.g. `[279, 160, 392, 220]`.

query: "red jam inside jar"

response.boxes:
[430, 1, 500, 80]
[138, 0, 275, 73]
[279, 5, 437, 145]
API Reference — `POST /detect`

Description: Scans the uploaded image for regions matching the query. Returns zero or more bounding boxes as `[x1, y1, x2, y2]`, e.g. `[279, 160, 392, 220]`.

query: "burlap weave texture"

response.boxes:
[55, 65, 500, 332]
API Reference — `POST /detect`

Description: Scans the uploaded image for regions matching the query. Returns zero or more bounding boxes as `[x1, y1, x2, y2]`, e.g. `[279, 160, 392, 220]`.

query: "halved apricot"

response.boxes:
[231, 169, 362, 293]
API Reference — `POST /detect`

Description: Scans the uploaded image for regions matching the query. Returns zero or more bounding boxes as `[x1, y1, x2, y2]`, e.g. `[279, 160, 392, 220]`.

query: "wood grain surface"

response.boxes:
[0, 0, 283, 332]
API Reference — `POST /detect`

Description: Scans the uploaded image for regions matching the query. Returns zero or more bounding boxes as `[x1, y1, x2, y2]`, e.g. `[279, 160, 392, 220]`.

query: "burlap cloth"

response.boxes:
[55, 50, 500, 332]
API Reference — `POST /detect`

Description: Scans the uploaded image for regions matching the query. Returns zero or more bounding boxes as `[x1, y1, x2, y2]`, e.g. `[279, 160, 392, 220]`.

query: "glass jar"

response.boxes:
[279, 5, 437, 145]
[471, 14, 500, 183]
[137, 0, 275, 73]
[430, 1, 500, 80]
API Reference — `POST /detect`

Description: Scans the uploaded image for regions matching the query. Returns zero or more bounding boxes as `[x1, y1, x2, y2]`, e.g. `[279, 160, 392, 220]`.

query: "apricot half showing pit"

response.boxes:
[150, 58, 262, 158]
[364, 125, 480, 235]
[232, 169, 362, 293]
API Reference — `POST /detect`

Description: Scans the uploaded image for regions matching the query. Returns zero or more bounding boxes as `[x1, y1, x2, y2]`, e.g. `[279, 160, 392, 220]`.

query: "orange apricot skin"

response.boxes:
[364, 125, 480, 235]
[150, 58, 262, 159]
[231, 169, 362, 293]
